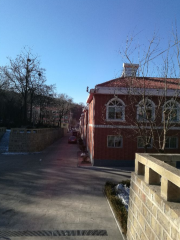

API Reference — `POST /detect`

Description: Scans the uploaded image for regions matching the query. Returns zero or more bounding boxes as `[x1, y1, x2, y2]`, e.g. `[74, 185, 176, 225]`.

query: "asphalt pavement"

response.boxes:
[0, 134, 132, 240]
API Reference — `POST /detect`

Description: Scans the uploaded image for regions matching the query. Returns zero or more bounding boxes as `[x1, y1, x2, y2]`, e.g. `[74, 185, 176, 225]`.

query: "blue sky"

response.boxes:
[1, 0, 180, 104]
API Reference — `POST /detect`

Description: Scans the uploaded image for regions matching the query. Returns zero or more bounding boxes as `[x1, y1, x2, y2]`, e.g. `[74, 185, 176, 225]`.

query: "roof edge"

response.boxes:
[86, 89, 95, 104]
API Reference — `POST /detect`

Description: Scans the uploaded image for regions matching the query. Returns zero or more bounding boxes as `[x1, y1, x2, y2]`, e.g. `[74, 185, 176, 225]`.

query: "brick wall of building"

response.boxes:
[88, 100, 94, 125]
[93, 128, 180, 163]
[82, 110, 88, 146]
[9, 128, 64, 152]
[127, 153, 180, 240]
[94, 127, 136, 160]
[87, 125, 94, 163]
[86, 93, 180, 166]
[87, 99, 94, 163]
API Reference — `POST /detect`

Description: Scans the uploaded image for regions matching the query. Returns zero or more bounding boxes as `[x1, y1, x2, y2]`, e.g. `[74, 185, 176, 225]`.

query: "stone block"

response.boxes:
[142, 204, 151, 225]
[141, 192, 146, 203]
[131, 172, 136, 181]
[134, 194, 142, 210]
[136, 174, 143, 187]
[142, 183, 150, 197]
[157, 209, 170, 235]
[145, 197, 153, 211]
[151, 204, 157, 218]
[132, 181, 139, 195]
[129, 188, 133, 199]
[140, 231, 148, 240]
[145, 223, 156, 240]
[154, 189, 164, 209]
[128, 222, 135, 240]
[142, 204, 147, 217]
[136, 232, 140, 240]
[171, 225, 178, 240]
[161, 177, 180, 202]
[162, 230, 172, 240]
[127, 229, 133, 240]
[138, 213, 145, 231]
[170, 209, 180, 229]
[128, 205, 134, 222]
[151, 215, 162, 239]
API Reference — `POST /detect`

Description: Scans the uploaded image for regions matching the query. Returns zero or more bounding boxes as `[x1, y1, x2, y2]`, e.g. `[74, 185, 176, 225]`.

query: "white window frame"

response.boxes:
[106, 97, 125, 122]
[165, 137, 178, 149]
[162, 100, 180, 123]
[137, 136, 153, 149]
[137, 99, 155, 122]
[107, 135, 123, 148]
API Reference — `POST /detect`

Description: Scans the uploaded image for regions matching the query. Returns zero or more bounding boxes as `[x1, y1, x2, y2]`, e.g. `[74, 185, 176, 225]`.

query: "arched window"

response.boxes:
[106, 98, 125, 121]
[163, 100, 180, 122]
[137, 99, 155, 121]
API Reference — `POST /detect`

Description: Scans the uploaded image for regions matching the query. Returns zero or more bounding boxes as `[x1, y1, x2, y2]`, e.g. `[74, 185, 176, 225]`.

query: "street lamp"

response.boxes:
[24, 58, 31, 125]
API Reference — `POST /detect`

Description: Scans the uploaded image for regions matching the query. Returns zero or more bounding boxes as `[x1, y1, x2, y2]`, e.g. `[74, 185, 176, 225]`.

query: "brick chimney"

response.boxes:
[122, 63, 139, 77]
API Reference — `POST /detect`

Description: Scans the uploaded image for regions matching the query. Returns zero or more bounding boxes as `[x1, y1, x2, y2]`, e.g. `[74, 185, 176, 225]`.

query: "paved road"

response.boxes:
[0, 134, 132, 240]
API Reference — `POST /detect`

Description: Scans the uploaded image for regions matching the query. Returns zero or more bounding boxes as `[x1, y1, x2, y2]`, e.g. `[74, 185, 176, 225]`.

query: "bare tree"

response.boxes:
[2, 48, 46, 125]
[34, 84, 56, 126]
[121, 76, 180, 152]
[0, 66, 10, 93]
[54, 94, 73, 127]
[102, 31, 180, 153]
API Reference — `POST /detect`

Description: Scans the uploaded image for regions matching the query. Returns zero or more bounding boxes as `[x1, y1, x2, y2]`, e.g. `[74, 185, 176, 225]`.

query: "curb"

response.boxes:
[103, 189, 126, 240]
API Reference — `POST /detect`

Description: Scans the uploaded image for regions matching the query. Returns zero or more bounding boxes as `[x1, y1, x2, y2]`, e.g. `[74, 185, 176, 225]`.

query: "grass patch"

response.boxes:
[104, 180, 130, 236]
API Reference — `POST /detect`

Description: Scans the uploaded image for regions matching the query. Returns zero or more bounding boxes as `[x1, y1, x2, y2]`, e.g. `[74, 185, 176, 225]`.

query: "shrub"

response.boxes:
[104, 181, 129, 236]
[121, 179, 131, 188]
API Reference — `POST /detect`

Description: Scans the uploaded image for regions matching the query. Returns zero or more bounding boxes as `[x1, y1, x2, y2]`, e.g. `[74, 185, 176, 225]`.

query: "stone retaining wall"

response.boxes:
[127, 153, 180, 240]
[9, 128, 64, 152]
[0, 127, 6, 139]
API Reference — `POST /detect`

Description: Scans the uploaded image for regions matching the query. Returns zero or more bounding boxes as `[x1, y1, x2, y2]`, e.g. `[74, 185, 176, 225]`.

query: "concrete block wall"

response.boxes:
[0, 127, 6, 140]
[9, 128, 64, 152]
[127, 153, 180, 240]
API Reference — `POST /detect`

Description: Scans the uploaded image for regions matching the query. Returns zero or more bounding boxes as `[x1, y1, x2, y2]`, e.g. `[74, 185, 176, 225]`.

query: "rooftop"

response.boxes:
[96, 76, 180, 90]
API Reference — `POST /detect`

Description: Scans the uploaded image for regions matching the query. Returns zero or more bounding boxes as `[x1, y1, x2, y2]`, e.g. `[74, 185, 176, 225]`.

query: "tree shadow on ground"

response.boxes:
[0, 136, 132, 233]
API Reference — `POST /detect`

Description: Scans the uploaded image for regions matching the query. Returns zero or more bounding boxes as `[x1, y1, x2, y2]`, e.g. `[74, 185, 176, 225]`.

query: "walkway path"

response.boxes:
[0, 134, 132, 240]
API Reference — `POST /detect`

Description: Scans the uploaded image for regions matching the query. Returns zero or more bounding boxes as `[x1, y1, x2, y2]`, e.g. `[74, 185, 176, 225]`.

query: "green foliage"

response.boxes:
[0, 89, 22, 128]
[104, 181, 129, 236]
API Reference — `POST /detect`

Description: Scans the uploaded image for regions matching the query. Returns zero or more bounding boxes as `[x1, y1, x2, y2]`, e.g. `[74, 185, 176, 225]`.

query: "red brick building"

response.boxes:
[79, 107, 88, 145]
[82, 64, 180, 167]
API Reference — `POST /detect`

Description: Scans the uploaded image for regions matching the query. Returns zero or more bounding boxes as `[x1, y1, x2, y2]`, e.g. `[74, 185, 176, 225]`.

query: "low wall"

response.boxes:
[127, 153, 180, 240]
[9, 128, 64, 152]
[0, 127, 6, 139]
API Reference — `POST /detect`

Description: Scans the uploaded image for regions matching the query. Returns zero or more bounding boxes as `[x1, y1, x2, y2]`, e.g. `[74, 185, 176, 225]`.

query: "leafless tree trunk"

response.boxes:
[2, 48, 46, 126]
